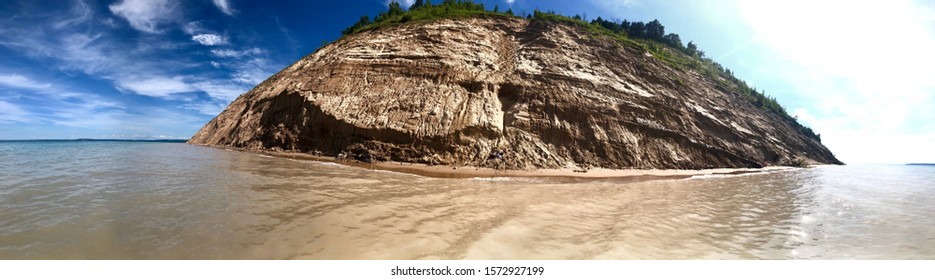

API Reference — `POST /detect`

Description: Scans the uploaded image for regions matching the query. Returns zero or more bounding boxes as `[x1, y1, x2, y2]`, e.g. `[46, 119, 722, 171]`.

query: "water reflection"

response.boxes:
[1, 143, 933, 259]
[219, 157, 820, 259]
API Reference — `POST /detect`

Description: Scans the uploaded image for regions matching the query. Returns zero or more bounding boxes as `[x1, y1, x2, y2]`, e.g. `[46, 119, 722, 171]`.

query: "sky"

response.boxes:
[1, 0, 933, 164]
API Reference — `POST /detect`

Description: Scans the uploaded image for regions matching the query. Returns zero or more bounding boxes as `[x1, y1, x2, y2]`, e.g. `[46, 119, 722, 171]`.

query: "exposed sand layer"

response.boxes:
[203, 145, 795, 181]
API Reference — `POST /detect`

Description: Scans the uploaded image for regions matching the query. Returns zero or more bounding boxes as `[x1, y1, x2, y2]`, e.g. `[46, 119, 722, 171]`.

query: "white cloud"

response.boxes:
[191, 34, 226, 46]
[212, 0, 237, 16]
[44, 98, 125, 128]
[231, 58, 275, 85]
[0, 0, 270, 137]
[0, 100, 31, 123]
[53, 0, 93, 29]
[58, 33, 118, 75]
[210, 48, 264, 58]
[182, 101, 229, 115]
[182, 21, 206, 35]
[115, 76, 195, 98]
[505, 0, 515, 4]
[114, 74, 254, 102]
[100, 18, 120, 29]
[0, 73, 104, 103]
[0, 74, 52, 89]
[192, 81, 247, 101]
[108, 0, 176, 33]
[0, 80, 125, 128]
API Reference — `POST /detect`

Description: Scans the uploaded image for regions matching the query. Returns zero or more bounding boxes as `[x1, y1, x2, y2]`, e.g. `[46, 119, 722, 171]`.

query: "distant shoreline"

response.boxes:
[906, 163, 935, 166]
[192, 144, 797, 180]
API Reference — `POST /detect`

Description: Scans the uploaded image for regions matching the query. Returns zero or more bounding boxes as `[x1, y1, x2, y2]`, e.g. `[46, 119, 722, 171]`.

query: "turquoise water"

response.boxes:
[1, 141, 933, 259]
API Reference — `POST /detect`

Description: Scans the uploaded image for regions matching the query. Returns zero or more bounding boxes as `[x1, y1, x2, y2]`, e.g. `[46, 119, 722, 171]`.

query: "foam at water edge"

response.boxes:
[471, 177, 512, 181]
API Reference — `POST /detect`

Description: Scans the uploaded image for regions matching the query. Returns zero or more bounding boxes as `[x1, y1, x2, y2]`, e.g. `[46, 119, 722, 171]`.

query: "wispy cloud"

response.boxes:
[192, 81, 248, 101]
[192, 34, 227, 46]
[230, 58, 276, 85]
[1, 0, 288, 138]
[108, 0, 177, 33]
[182, 21, 207, 35]
[53, 0, 93, 29]
[1, 1, 249, 104]
[115, 76, 196, 98]
[58, 33, 113, 75]
[0, 73, 128, 132]
[212, 0, 236, 16]
[273, 16, 301, 52]
[0, 100, 31, 123]
[0, 74, 52, 89]
[0, 73, 97, 102]
[210, 48, 264, 58]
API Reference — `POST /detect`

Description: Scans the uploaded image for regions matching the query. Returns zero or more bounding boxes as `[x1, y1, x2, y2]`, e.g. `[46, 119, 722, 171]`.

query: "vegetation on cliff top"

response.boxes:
[339, 0, 822, 142]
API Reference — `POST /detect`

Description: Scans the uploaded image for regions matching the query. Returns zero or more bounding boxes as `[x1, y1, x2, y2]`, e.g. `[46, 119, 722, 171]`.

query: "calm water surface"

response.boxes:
[1, 141, 933, 259]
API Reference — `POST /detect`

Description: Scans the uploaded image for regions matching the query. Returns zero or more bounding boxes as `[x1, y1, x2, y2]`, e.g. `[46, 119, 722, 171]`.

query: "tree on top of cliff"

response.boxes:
[664, 33, 682, 49]
[410, 0, 425, 10]
[341, 15, 371, 36]
[378, 2, 405, 21]
[687, 41, 703, 57]
[646, 19, 665, 41]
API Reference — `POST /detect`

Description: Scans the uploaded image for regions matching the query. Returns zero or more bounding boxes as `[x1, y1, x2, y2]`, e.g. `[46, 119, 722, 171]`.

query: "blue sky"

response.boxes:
[1, 0, 933, 163]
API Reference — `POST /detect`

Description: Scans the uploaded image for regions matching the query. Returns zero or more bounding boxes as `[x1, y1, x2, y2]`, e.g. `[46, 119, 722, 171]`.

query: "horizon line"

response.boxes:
[0, 138, 189, 142]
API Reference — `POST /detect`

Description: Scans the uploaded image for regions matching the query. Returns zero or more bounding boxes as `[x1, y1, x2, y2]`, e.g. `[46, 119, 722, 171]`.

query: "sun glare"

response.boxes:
[737, 0, 934, 78]
[737, 0, 935, 163]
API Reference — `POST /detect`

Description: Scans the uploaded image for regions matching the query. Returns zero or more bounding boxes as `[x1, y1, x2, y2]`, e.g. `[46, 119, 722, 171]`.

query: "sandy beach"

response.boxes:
[202, 145, 796, 181]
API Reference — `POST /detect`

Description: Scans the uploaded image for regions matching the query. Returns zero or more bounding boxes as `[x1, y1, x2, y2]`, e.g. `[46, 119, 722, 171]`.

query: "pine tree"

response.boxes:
[388, 1, 404, 16]
[410, 0, 424, 10]
[341, 15, 371, 35]
[629, 21, 646, 37]
[646, 19, 665, 40]
[663, 33, 682, 48]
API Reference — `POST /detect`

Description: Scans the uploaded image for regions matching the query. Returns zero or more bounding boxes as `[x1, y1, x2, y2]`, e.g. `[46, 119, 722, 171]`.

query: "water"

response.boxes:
[1, 141, 933, 259]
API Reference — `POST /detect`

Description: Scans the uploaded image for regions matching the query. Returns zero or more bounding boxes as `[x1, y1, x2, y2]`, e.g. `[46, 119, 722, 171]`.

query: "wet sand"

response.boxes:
[5, 142, 933, 259]
[203, 145, 795, 180]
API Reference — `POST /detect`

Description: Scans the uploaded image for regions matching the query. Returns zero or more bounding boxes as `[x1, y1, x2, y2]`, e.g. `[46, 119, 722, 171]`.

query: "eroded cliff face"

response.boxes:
[189, 17, 841, 169]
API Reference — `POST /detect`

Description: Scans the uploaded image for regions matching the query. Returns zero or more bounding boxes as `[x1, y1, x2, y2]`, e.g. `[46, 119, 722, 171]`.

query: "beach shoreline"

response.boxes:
[194, 144, 797, 181]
